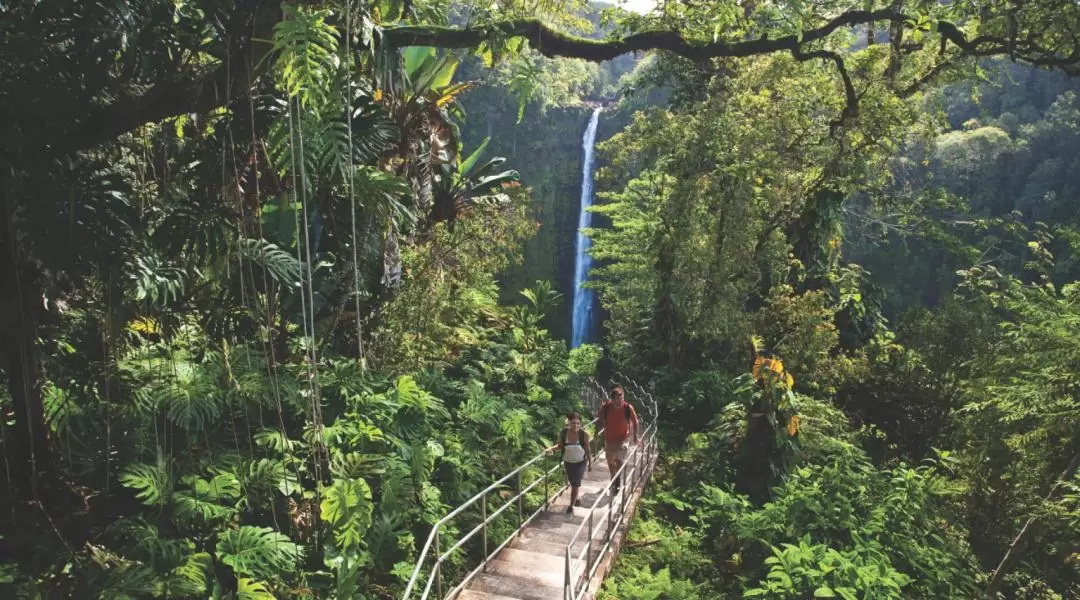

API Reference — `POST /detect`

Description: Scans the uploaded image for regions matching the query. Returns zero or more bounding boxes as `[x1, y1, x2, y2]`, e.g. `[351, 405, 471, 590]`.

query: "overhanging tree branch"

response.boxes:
[54, 7, 1080, 154]
[58, 0, 281, 155]
[380, 13, 1080, 71]
[792, 47, 858, 133]
[380, 11, 903, 61]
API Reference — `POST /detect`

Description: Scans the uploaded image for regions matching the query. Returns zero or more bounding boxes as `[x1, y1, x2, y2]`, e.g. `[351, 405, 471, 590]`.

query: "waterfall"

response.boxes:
[571, 107, 602, 349]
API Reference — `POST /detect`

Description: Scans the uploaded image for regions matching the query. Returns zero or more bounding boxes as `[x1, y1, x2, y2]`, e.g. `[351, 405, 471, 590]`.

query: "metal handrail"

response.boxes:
[402, 415, 602, 600]
[562, 429, 658, 600]
[564, 380, 659, 600]
[400, 376, 657, 600]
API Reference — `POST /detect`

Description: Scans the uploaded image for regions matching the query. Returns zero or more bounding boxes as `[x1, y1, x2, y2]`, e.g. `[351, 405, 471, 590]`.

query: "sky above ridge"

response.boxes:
[614, 0, 658, 14]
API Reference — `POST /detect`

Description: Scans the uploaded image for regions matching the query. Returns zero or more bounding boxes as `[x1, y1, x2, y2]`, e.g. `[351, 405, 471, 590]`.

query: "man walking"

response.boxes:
[598, 385, 639, 496]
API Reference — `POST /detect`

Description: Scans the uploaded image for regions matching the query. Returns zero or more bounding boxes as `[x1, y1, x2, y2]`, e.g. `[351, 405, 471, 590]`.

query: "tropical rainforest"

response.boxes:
[2, 0, 1080, 598]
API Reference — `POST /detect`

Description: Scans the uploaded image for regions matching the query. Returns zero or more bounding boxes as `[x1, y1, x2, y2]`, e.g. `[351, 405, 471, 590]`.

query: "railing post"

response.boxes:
[630, 438, 639, 489]
[481, 494, 488, 567]
[605, 485, 614, 541]
[619, 460, 628, 517]
[434, 529, 442, 599]
[517, 471, 524, 527]
[544, 465, 549, 508]
[565, 546, 573, 600]
[586, 510, 595, 577]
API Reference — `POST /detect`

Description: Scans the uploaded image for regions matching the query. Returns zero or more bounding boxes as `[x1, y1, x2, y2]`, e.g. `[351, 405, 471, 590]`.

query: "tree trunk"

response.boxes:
[886, 0, 905, 80]
[0, 203, 50, 496]
[737, 392, 776, 506]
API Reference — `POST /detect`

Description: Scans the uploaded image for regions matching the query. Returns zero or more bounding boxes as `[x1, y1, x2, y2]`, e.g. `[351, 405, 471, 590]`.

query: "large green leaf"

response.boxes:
[402, 46, 436, 81]
[320, 478, 374, 550]
[375, 0, 405, 21]
[428, 54, 459, 90]
[217, 526, 303, 580]
[236, 578, 276, 600]
[120, 462, 173, 506]
[459, 137, 491, 177]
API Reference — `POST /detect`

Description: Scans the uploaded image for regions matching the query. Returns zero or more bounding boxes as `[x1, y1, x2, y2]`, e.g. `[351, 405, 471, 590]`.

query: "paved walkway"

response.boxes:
[456, 454, 652, 600]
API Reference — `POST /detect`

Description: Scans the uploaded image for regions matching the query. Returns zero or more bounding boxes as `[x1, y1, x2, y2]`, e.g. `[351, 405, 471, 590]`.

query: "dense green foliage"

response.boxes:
[3, 0, 1080, 598]
[594, 53, 1080, 600]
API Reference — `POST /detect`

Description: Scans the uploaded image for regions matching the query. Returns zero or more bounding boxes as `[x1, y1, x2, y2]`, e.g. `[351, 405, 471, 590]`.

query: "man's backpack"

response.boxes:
[599, 402, 633, 428]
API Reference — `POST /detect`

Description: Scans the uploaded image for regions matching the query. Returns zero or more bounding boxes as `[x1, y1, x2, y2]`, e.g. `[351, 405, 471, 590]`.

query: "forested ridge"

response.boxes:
[2, 0, 1080, 598]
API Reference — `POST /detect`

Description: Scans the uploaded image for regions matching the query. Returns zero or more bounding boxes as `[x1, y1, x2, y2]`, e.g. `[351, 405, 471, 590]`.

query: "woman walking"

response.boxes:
[549, 412, 591, 514]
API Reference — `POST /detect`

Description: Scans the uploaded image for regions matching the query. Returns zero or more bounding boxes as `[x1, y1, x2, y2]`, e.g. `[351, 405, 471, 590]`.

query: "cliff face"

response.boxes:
[457, 89, 586, 339]
[454, 28, 640, 340]
[457, 92, 640, 342]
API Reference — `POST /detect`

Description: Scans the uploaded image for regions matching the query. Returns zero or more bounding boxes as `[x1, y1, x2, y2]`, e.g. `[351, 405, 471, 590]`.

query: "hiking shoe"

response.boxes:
[565, 505, 573, 515]
[575, 499, 582, 507]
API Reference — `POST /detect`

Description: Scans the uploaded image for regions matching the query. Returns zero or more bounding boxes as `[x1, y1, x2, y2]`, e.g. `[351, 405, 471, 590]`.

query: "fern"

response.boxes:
[500, 408, 531, 447]
[346, 98, 398, 164]
[353, 166, 415, 224]
[217, 526, 303, 581]
[508, 54, 542, 123]
[364, 513, 410, 572]
[392, 375, 446, 415]
[313, 118, 353, 183]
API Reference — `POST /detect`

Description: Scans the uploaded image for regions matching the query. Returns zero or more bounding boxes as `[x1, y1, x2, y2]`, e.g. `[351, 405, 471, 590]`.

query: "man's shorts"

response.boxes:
[604, 438, 630, 462]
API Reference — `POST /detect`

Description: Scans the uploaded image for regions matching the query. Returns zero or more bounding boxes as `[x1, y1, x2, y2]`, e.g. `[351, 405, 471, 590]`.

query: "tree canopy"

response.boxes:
[3, 0, 1080, 598]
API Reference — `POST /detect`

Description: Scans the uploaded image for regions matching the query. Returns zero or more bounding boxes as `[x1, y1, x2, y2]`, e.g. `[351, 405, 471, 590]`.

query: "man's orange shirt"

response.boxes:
[600, 400, 638, 443]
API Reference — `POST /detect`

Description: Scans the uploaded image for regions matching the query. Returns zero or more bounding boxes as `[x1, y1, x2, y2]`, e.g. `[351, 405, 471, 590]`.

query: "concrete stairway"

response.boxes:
[455, 457, 647, 600]
[402, 376, 659, 600]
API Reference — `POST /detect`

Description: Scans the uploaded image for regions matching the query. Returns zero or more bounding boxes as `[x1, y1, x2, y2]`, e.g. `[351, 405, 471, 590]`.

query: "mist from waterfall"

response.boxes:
[571, 107, 602, 349]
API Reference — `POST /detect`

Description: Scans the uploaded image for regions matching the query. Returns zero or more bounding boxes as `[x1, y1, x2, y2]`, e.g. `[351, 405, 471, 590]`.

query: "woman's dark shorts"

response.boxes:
[565, 460, 586, 488]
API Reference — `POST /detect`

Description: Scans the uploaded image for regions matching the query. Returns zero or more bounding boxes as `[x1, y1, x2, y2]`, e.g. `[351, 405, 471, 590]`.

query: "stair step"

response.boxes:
[454, 590, 521, 600]
[492, 548, 566, 574]
[471, 573, 563, 600]
[515, 527, 583, 546]
[514, 532, 609, 560]
[452, 450, 654, 600]
[509, 535, 583, 557]
[487, 557, 565, 588]
[535, 508, 612, 533]
[529, 515, 583, 536]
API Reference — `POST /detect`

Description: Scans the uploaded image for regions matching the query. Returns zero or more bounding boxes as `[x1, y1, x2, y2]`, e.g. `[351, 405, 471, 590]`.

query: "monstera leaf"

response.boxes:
[320, 478, 374, 550]
[216, 526, 302, 581]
